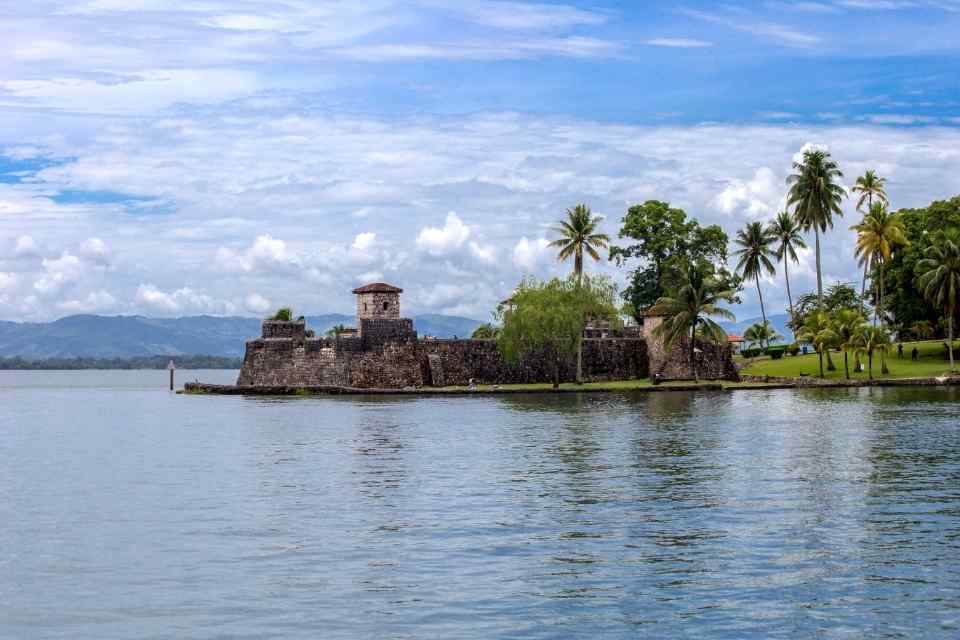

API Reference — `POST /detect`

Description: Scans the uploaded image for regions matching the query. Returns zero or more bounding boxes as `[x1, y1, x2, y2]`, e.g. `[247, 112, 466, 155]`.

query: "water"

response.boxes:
[2, 371, 959, 639]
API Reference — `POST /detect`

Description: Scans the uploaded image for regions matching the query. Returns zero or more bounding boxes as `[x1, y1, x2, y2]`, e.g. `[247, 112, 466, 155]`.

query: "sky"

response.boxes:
[1, 0, 959, 323]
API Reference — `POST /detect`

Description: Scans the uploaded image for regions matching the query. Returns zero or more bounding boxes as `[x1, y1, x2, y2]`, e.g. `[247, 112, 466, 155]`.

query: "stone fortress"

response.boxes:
[236, 282, 737, 389]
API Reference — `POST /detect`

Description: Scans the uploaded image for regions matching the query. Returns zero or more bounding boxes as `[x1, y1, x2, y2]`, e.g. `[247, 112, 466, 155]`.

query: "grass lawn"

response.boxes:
[740, 339, 958, 381]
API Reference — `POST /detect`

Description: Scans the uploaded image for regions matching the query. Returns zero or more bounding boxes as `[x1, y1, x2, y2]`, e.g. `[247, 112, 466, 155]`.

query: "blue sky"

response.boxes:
[0, 1, 959, 321]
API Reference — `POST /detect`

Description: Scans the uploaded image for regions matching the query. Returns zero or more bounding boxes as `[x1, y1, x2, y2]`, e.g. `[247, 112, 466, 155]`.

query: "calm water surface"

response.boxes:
[2, 370, 959, 638]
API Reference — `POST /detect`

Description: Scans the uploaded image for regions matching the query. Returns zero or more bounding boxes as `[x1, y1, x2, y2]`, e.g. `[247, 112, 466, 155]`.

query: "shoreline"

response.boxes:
[182, 375, 960, 396]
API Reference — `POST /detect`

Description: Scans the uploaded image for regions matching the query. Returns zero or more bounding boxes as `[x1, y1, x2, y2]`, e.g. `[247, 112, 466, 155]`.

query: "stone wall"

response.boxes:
[262, 320, 306, 340]
[357, 292, 400, 321]
[360, 318, 417, 348]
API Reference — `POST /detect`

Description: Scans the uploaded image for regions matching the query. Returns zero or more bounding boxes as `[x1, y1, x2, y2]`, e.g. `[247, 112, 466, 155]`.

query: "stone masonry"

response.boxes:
[236, 282, 738, 389]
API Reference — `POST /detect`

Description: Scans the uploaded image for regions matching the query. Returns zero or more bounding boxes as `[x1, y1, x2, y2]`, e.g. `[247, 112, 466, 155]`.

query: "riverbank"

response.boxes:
[182, 374, 960, 396]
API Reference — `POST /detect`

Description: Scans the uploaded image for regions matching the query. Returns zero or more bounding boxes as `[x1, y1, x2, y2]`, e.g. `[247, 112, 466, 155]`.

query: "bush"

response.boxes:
[769, 349, 785, 360]
[271, 307, 294, 321]
[741, 347, 763, 358]
[788, 343, 800, 357]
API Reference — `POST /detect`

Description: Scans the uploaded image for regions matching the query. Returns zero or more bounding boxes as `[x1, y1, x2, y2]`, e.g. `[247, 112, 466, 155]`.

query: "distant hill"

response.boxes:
[0, 313, 485, 360]
[722, 313, 794, 344]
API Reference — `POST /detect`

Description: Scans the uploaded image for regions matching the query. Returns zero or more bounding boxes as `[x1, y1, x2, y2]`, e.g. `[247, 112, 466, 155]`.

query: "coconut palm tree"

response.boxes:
[768, 210, 807, 328]
[851, 202, 910, 327]
[832, 309, 866, 379]
[326, 323, 353, 337]
[743, 321, 783, 351]
[917, 229, 960, 372]
[798, 311, 836, 378]
[734, 221, 777, 349]
[650, 262, 736, 381]
[786, 149, 847, 309]
[851, 170, 888, 298]
[851, 323, 891, 380]
[548, 204, 610, 282]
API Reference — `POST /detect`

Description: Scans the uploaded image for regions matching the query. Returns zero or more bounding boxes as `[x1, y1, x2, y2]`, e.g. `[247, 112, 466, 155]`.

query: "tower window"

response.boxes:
[383, 301, 389, 311]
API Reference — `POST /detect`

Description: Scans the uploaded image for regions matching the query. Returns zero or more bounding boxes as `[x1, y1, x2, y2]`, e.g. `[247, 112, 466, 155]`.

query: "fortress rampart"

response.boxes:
[236, 282, 737, 389]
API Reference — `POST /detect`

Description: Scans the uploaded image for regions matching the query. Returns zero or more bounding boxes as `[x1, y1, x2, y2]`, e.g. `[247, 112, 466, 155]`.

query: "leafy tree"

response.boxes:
[798, 311, 836, 378]
[548, 204, 610, 281]
[649, 262, 735, 381]
[917, 229, 960, 372]
[496, 275, 619, 388]
[743, 321, 783, 351]
[768, 210, 807, 327]
[851, 170, 888, 297]
[734, 221, 777, 348]
[786, 149, 847, 308]
[471, 323, 501, 339]
[910, 320, 934, 340]
[851, 202, 909, 327]
[851, 324, 891, 380]
[610, 200, 738, 320]
[326, 323, 353, 337]
[831, 309, 866, 379]
[270, 307, 294, 321]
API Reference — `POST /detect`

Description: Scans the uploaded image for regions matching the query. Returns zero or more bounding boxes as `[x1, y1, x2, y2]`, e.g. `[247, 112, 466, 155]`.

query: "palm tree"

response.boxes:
[917, 229, 960, 372]
[743, 321, 783, 351]
[832, 309, 865, 379]
[798, 311, 836, 378]
[851, 202, 909, 327]
[851, 324, 891, 380]
[650, 262, 736, 381]
[768, 211, 806, 328]
[326, 323, 353, 337]
[548, 204, 610, 282]
[786, 149, 847, 309]
[851, 170, 888, 298]
[734, 221, 777, 349]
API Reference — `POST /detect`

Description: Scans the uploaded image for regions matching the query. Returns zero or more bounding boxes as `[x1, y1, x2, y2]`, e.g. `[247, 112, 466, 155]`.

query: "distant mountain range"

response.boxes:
[0, 313, 485, 359]
[721, 313, 794, 344]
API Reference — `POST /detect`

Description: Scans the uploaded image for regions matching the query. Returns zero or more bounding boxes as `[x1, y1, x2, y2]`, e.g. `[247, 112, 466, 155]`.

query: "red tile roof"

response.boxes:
[352, 282, 403, 294]
[727, 334, 744, 343]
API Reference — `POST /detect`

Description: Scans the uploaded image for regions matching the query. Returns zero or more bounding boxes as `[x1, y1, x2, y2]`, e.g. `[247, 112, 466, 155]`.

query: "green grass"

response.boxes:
[740, 339, 958, 381]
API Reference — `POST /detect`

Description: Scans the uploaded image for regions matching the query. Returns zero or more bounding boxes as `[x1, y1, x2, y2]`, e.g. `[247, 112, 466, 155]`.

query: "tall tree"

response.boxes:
[786, 149, 847, 309]
[798, 311, 836, 378]
[917, 229, 960, 372]
[649, 262, 735, 381]
[832, 308, 866, 379]
[549, 204, 610, 282]
[851, 202, 910, 328]
[768, 210, 806, 328]
[851, 170, 888, 298]
[851, 324, 890, 380]
[734, 221, 777, 349]
[743, 321, 783, 351]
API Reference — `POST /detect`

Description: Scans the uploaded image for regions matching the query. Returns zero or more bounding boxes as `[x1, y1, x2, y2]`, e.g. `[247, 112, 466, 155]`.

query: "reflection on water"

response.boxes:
[1, 375, 959, 639]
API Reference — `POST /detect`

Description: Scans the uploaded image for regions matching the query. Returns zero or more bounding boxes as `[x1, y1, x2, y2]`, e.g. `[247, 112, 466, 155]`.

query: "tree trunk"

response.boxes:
[784, 259, 795, 332]
[553, 354, 561, 389]
[756, 275, 769, 349]
[818, 349, 824, 378]
[950, 312, 955, 373]
[690, 324, 698, 382]
[815, 226, 823, 310]
[826, 348, 836, 371]
[844, 351, 849, 379]
[868, 352, 873, 380]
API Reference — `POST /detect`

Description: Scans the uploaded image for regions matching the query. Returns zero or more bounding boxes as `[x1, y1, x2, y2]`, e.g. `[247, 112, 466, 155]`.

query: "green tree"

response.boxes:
[270, 307, 294, 321]
[851, 170, 888, 297]
[851, 324, 891, 380]
[910, 320, 934, 340]
[734, 221, 777, 349]
[851, 202, 910, 327]
[743, 321, 783, 351]
[917, 229, 960, 372]
[831, 308, 866, 379]
[610, 200, 738, 320]
[326, 323, 353, 337]
[548, 204, 610, 281]
[649, 262, 735, 381]
[471, 323, 501, 339]
[768, 210, 807, 327]
[496, 275, 620, 388]
[798, 311, 836, 378]
[786, 149, 847, 309]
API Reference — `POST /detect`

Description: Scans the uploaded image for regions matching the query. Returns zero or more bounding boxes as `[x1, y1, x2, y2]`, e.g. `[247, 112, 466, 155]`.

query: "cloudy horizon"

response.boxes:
[2, 1, 959, 323]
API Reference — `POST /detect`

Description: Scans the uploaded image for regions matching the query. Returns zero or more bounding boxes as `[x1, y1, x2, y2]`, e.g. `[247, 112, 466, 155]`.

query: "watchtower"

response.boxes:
[352, 282, 403, 321]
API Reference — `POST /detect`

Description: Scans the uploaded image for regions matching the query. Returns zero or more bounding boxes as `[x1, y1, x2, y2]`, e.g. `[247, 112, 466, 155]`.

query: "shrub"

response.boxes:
[741, 347, 763, 358]
[271, 307, 294, 321]
[769, 349, 785, 360]
[788, 343, 800, 357]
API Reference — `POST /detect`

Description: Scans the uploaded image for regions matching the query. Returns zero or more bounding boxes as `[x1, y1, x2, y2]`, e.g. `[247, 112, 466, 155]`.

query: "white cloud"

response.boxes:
[416, 212, 472, 256]
[135, 283, 236, 316]
[714, 167, 782, 218]
[59, 290, 117, 314]
[352, 232, 377, 251]
[34, 252, 84, 296]
[79, 237, 111, 266]
[512, 237, 552, 271]
[245, 292, 271, 314]
[13, 235, 39, 257]
[0, 273, 17, 290]
[645, 38, 713, 48]
[216, 234, 299, 273]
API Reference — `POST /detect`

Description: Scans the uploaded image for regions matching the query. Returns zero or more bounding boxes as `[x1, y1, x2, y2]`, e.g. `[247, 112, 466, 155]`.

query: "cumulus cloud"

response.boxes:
[416, 212, 472, 257]
[34, 252, 84, 296]
[216, 234, 300, 273]
[512, 237, 552, 271]
[59, 290, 117, 314]
[79, 237, 111, 266]
[245, 292, 271, 314]
[13, 235, 39, 257]
[135, 283, 236, 316]
[352, 232, 376, 251]
[714, 167, 783, 218]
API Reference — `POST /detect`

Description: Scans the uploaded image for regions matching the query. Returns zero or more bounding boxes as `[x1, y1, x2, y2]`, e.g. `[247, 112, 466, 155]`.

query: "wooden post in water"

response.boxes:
[167, 360, 176, 391]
